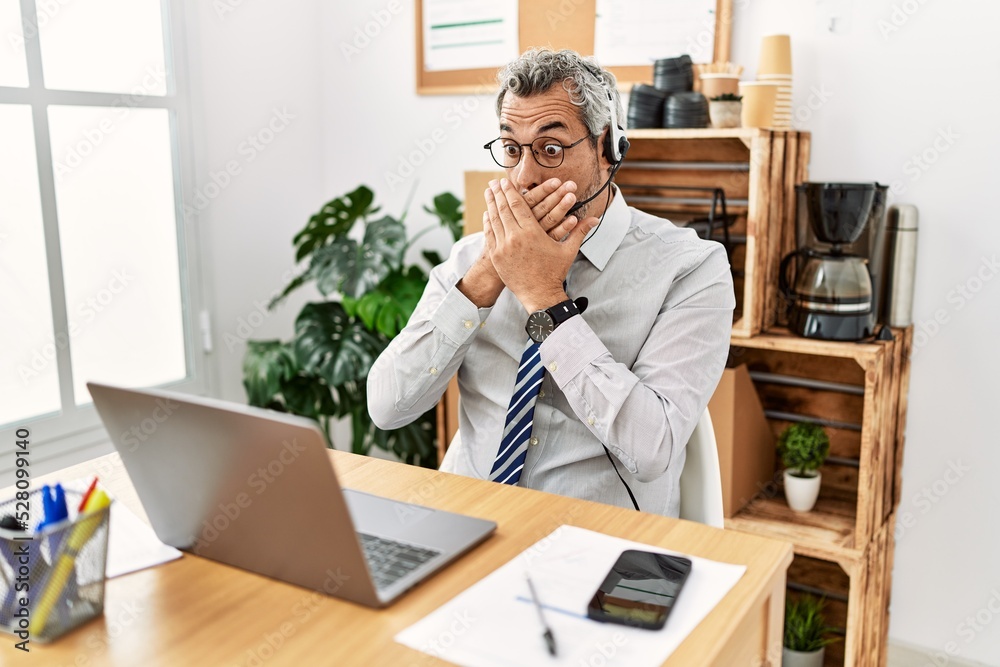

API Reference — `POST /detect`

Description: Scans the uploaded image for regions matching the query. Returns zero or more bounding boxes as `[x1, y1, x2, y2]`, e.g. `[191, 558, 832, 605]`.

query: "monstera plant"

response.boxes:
[242, 185, 463, 467]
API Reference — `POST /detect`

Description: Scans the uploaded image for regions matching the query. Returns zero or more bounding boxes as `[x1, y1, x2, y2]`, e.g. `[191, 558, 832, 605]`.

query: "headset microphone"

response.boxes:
[568, 73, 629, 216]
[567, 156, 625, 215]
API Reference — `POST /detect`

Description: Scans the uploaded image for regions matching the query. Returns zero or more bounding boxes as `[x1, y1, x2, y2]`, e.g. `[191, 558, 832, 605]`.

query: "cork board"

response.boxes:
[416, 0, 733, 95]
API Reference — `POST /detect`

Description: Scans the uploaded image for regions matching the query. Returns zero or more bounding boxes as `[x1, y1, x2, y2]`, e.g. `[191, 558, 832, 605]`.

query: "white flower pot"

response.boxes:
[709, 100, 742, 128]
[782, 646, 825, 667]
[783, 469, 821, 512]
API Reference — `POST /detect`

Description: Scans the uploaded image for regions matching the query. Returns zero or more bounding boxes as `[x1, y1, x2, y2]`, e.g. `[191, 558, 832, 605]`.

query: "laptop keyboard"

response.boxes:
[358, 533, 441, 590]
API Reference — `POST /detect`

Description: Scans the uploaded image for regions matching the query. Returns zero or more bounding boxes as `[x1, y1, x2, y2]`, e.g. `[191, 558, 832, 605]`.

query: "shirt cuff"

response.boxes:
[430, 283, 491, 346]
[537, 315, 604, 383]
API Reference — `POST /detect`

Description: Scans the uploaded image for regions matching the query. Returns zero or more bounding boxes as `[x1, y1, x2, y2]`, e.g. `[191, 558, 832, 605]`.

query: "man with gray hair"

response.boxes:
[368, 48, 734, 517]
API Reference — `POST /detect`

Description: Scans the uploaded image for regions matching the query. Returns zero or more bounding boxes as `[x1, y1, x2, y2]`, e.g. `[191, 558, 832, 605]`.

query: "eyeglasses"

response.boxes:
[483, 135, 590, 169]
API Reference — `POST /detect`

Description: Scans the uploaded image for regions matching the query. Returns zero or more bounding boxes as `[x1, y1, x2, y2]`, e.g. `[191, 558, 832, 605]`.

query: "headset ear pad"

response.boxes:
[602, 130, 615, 165]
[602, 126, 629, 165]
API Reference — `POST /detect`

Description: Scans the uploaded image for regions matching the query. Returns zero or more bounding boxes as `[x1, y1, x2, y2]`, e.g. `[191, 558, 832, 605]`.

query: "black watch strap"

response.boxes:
[549, 297, 588, 324]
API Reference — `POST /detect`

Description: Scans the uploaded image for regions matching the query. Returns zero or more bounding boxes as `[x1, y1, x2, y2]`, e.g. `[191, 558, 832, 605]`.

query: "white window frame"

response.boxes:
[0, 0, 209, 478]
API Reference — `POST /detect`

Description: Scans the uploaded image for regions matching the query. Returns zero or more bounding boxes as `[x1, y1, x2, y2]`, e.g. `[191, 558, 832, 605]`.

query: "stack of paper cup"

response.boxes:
[739, 81, 779, 129]
[757, 34, 792, 128]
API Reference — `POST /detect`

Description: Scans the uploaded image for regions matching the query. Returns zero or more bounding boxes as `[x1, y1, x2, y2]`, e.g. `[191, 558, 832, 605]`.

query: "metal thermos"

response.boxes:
[882, 205, 919, 327]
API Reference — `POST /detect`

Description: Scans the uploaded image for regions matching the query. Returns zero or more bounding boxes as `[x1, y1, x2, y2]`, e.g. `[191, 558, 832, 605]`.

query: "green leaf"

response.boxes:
[308, 215, 406, 299]
[243, 340, 298, 407]
[422, 249, 444, 267]
[293, 302, 387, 387]
[351, 266, 428, 338]
[292, 185, 378, 262]
[778, 422, 830, 473]
[277, 373, 339, 422]
[423, 192, 464, 242]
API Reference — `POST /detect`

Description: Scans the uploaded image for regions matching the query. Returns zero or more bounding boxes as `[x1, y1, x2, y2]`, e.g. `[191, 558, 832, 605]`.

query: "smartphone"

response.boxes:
[586, 549, 693, 630]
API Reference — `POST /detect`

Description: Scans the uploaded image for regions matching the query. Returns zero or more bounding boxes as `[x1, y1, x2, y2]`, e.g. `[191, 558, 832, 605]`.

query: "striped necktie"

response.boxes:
[489, 340, 544, 485]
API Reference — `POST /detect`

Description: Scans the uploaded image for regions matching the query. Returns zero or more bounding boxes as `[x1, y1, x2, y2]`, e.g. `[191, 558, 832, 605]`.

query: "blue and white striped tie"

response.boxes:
[489, 340, 544, 485]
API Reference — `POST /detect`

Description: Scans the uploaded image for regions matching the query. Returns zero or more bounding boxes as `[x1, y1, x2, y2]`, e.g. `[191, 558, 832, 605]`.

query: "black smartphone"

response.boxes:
[586, 549, 693, 630]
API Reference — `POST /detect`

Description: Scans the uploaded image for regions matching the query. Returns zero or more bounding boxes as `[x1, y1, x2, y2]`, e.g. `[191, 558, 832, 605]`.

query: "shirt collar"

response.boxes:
[578, 185, 630, 272]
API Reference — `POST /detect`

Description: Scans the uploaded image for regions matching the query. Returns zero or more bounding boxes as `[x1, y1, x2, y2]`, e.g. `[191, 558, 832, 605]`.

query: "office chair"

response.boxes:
[678, 409, 725, 528]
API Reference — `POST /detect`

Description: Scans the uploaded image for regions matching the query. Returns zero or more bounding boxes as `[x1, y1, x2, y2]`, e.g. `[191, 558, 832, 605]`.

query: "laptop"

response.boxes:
[87, 382, 496, 608]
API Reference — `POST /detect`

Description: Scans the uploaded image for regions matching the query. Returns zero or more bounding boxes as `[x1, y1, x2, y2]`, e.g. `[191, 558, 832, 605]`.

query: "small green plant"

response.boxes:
[710, 93, 742, 102]
[784, 594, 839, 652]
[778, 422, 830, 477]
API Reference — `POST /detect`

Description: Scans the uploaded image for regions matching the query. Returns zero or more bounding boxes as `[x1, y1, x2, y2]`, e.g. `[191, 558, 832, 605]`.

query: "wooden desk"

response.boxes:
[2, 451, 792, 666]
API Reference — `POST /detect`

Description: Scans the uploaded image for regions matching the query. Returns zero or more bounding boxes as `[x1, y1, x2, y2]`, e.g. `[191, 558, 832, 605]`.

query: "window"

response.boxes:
[0, 0, 205, 473]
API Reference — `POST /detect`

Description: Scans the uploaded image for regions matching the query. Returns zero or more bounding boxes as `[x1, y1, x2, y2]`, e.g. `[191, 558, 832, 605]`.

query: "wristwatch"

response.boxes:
[525, 297, 588, 343]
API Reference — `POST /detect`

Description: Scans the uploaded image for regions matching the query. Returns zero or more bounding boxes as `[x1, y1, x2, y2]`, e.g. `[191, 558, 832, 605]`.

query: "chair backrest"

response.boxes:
[679, 409, 725, 528]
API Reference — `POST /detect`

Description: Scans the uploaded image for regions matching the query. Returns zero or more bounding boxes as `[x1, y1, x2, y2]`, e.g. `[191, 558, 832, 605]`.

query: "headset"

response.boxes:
[568, 61, 630, 215]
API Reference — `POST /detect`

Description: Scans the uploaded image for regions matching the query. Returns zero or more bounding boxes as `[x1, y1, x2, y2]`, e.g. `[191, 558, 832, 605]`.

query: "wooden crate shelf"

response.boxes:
[619, 128, 810, 338]
[783, 514, 898, 667]
[721, 328, 912, 667]
[724, 327, 912, 557]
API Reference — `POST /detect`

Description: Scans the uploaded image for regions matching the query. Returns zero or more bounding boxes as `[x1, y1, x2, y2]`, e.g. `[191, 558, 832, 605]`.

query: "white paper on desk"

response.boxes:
[595, 0, 717, 66]
[105, 501, 182, 578]
[395, 525, 745, 667]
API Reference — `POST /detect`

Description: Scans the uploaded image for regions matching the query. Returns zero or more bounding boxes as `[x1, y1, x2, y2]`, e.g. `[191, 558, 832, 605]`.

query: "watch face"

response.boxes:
[526, 311, 555, 343]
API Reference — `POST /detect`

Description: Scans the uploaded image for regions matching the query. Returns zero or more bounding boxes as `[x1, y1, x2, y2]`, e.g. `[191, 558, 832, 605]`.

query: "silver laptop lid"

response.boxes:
[88, 382, 383, 607]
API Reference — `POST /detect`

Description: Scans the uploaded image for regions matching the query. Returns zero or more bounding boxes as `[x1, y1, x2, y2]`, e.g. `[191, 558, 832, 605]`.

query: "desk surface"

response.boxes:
[2, 451, 792, 666]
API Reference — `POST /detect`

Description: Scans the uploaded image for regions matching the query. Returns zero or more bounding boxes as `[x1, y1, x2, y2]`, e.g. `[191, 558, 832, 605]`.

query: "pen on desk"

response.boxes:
[526, 573, 557, 657]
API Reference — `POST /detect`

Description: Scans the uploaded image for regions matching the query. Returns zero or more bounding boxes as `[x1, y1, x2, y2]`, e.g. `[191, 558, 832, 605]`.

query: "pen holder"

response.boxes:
[0, 489, 111, 643]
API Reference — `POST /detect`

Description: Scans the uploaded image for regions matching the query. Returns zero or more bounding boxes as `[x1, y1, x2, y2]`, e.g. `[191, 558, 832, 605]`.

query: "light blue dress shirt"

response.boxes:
[367, 190, 735, 517]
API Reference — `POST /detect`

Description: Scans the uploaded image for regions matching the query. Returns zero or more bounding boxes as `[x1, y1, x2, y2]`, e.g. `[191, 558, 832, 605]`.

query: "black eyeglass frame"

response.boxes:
[483, 135, 592, 169]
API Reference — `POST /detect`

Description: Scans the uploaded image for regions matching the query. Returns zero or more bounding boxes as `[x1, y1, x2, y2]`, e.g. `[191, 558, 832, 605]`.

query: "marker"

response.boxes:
[78, 477, 99, 512]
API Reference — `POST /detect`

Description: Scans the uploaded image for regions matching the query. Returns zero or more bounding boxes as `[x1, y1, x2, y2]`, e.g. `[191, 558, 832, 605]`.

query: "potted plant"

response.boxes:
[778, 422, 829, 512]
[242, 184, 463, 467]
[783, 594, 838, 667]
[708, 93, 742, 128]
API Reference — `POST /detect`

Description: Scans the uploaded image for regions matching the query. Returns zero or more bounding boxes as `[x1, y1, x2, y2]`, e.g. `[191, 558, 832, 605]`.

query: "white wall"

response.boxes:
[182, 0, 327, 402]
[190, 1, 999, 662]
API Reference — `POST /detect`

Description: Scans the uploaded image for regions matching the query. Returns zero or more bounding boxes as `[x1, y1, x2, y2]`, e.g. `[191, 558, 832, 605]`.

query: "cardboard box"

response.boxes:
[708, 364, 776, 517]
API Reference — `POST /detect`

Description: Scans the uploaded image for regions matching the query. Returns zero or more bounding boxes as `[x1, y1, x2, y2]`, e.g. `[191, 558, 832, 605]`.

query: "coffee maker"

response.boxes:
[779, 182, 888, 341]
